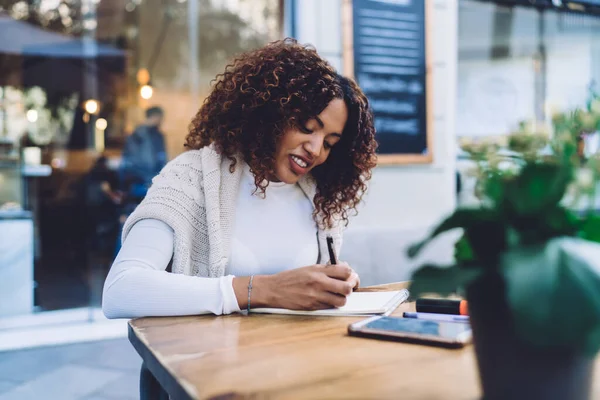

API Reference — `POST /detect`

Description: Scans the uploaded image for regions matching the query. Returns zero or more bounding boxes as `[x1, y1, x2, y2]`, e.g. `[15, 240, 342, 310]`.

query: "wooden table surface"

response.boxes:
[129, 282, 600, 400]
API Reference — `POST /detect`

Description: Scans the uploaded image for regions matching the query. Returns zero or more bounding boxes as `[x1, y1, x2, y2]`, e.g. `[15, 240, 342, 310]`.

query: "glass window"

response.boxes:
[456, 1, 600, 205]
[457, 0, 600, 139]
[0, 0, 282, 321]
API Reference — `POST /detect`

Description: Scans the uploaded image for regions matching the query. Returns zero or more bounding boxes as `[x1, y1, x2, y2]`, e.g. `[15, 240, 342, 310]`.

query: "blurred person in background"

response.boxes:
[103, 39, 377, 320]
[120, 106, 167, 204]
[116, 106, 168, 254]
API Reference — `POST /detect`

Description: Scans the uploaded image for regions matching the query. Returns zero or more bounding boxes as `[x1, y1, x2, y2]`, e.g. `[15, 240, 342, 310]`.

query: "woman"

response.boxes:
[102, 39, 377, 318]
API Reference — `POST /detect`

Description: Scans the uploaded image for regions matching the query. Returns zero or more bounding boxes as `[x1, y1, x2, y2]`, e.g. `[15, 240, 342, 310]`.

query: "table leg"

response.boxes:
[140, 362, 169, 400]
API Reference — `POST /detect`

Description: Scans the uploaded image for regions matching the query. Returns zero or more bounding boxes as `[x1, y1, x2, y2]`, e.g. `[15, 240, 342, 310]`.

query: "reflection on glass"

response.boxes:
[457, 1, 600, 140]
[0, 0, 281, 319]
[456, 1, 600, 208]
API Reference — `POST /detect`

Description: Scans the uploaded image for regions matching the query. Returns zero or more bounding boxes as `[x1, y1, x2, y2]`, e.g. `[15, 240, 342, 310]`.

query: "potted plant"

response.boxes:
[408, 111, 600, 400]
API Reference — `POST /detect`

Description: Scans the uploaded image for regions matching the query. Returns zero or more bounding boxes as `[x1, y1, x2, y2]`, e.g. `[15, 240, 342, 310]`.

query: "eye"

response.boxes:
[299, 123, 314, 134]
[324, 142, 334, 150]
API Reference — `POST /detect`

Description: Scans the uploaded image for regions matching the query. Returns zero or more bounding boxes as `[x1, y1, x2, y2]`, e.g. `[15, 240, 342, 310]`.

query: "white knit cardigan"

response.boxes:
[122, 144, 344, 278]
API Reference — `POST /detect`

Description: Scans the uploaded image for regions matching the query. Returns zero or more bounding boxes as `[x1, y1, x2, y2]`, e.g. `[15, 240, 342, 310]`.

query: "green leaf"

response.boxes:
[410, 265, 482, 298]
[483, 171, 506, 205]
[501, 238, 600, 355]
[584, 324, 600, 355]
[407, 208, 499, 258]
[545, 207, 579, 235]
[581, 214, 600, 243]
[504, 163, 571, 216]
[454, 234, 474, 263]
[464, 219, 507, 263]
[511, 206, 580, 246]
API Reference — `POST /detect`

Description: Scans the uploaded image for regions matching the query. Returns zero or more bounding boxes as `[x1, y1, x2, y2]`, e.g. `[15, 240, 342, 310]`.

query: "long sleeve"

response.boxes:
[102, 219, 241, 319]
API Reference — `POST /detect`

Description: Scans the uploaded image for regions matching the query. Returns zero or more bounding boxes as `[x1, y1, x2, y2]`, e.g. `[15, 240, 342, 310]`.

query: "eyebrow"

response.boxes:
[314, 117, 342, 138]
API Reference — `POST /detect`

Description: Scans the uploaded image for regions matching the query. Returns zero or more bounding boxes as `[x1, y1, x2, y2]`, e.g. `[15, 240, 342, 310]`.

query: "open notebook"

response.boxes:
[250, 289, 410, 317]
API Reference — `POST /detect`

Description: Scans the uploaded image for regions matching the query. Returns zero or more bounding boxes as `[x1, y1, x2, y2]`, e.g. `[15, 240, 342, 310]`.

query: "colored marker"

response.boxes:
[416, 298, 469, 316]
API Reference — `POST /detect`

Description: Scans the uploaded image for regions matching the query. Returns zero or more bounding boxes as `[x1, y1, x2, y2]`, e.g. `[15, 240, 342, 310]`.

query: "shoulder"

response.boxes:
[124, 130, 139, 143]
[154, 150, 204, 187]
[151, 146, 222, 192]
[167, 149, 205, 168]
[125, 128, 146, 145]
[167, 144, 221, 167]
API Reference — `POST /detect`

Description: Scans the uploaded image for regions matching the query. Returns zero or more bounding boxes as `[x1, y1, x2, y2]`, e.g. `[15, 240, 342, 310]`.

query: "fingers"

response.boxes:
[316, 292, 348, 308]
[321, 263, 360, 289]
[321, 275, 354, 296]
[323, 264, 353, 280]
[337, 262, 360, 289]
[349, 271, 361, 290]
[326, 260, 349, 267]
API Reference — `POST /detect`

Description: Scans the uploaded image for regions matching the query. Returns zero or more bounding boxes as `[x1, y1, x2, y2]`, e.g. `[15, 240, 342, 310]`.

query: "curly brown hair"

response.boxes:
[185, 38, 377, 228]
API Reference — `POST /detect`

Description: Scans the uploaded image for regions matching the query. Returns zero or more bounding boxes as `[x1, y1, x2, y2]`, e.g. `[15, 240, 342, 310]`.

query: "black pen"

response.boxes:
[326, 235, 338, 265]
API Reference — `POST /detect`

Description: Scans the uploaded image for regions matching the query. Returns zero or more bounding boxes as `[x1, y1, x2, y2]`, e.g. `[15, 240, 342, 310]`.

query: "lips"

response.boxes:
[289, 154, 311, 175]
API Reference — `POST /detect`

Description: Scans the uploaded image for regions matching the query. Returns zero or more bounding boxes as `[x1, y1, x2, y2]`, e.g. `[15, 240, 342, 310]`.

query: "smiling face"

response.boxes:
[271, 98, 348, 184]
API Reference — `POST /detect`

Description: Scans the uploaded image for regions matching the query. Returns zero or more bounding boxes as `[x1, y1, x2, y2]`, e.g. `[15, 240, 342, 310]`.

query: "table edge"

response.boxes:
[128, 322, 195, 400]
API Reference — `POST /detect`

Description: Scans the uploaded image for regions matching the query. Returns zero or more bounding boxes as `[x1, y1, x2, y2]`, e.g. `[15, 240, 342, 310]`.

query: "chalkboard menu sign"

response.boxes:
[350, 0, 431, 163]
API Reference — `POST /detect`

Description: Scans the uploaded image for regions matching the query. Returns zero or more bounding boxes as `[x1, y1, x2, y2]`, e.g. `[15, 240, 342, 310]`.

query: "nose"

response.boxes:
[303, 135, 323, 159]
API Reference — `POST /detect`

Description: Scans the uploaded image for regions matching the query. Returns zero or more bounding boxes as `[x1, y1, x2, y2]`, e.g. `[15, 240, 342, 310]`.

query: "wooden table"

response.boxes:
[128, 282, 600, 399]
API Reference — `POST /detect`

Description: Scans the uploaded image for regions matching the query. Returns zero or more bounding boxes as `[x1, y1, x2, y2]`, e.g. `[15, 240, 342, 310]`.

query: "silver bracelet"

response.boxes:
[247, 275, 254, 314]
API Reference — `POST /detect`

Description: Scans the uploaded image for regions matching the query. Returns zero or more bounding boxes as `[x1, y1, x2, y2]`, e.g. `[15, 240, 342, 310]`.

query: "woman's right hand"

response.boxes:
[254, 264, 355, 311]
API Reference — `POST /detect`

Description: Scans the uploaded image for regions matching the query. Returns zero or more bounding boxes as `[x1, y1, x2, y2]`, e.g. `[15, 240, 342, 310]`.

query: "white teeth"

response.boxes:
[291, 155, 308, 168]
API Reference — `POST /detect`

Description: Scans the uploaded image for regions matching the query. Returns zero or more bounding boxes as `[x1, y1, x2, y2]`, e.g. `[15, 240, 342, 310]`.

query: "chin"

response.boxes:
[277, 172, 300, 184]
[273, 167, 301, 184]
